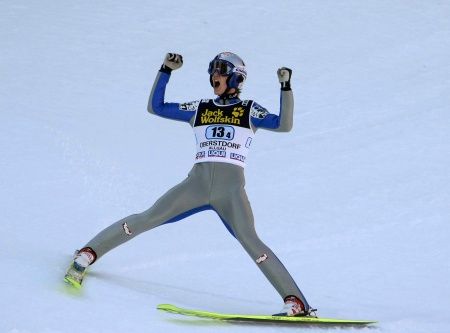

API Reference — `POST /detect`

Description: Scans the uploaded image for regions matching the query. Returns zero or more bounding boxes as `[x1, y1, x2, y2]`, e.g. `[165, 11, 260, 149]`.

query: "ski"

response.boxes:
[157, 303, 377, 326]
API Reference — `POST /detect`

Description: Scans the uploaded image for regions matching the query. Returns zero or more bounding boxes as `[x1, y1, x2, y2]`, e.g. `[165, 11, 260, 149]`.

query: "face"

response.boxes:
[212, 72, 235, 96]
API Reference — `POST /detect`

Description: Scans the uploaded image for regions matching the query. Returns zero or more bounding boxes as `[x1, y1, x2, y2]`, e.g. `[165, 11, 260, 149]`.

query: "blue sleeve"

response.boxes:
[250, 90, 293, 132]
[250, 102, 280, 129]
[149, 71, 196, 122]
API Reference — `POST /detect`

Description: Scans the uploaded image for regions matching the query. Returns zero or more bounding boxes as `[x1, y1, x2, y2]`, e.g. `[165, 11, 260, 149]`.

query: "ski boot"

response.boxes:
[64, 247, 97, 288]
[274, 295, 317, 317]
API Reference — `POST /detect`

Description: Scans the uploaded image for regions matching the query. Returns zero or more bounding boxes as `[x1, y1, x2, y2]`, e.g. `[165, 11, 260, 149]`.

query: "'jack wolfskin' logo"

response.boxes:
[200, 108, 241, 125]
[194, 101, 251, 128]
[232, 107, 245, 118]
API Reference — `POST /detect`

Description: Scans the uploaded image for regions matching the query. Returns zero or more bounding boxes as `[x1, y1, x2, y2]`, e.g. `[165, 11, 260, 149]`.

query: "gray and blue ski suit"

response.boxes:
[83, 69, 311, 310]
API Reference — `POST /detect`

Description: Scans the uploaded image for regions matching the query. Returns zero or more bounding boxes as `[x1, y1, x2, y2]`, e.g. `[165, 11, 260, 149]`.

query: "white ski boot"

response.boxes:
[64, 247, 96, 288]
[275, 295, 317, 317]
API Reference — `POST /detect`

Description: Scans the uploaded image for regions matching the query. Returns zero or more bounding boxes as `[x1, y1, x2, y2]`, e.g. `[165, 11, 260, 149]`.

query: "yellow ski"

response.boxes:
[157, 304, 377, 326]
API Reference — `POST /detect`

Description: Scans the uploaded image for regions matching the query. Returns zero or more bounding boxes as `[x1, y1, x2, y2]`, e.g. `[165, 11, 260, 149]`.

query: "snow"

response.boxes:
[1, 0, 450, 332]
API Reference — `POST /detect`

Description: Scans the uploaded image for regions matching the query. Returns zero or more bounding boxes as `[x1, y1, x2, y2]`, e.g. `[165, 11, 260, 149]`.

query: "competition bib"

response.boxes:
[193, 99, 255, 168]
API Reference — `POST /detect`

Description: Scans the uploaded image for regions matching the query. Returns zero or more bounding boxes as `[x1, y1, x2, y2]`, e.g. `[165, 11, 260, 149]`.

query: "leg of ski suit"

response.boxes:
[207, 163, 310, 309]
[84, 162, 310, 309]
[85, 163, 212, 256]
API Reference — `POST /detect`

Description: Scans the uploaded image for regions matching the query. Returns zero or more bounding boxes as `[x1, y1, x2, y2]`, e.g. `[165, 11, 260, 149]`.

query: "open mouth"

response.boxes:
[213, 80, 220, 88]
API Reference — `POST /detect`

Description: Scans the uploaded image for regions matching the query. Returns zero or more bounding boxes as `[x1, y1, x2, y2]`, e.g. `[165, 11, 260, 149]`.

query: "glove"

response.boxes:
[277, 67, 292, 90]
[160, 53, 183, 73]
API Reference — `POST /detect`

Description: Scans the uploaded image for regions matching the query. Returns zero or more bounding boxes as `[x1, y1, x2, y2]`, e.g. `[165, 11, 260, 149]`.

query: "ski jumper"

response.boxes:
[84, 70, 311, 310]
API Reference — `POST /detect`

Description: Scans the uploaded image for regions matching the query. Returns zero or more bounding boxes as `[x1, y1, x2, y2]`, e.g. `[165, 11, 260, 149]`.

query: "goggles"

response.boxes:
[208, 60, 234, 76]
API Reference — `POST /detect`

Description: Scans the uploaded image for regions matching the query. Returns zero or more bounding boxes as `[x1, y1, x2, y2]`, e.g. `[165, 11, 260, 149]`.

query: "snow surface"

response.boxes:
[1, 0, 450, 332]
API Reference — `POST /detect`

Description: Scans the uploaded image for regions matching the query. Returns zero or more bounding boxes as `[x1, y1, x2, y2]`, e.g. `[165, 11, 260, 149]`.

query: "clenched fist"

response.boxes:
[161, 53, 183, 72]
[277, 67, 292, 90]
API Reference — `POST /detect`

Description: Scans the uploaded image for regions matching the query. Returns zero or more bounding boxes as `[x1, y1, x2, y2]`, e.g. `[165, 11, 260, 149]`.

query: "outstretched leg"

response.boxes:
[85, 166, 210, 259]
[212, 185, 311, 311]
[65, 165, 211, 287]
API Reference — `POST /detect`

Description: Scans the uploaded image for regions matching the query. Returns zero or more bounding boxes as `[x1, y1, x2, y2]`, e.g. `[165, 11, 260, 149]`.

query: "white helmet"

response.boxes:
[208, 52, 247, 91]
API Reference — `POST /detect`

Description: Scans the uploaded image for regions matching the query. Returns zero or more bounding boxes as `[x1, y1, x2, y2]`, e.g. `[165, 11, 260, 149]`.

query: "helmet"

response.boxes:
[208, 52, 247, 91]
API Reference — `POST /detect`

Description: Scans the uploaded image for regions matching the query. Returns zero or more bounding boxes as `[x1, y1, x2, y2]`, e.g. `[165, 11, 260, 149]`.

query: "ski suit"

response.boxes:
[84, 69, 311, 309]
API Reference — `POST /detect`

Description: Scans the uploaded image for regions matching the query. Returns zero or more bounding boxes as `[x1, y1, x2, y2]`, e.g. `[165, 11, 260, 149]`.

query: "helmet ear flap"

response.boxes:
[209, 75, 214, 87]
[225, 75, 232, 88]
[227, 73, 244, 90]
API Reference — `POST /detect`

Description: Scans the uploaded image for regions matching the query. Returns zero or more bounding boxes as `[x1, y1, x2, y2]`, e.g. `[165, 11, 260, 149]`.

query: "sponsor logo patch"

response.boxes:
[230, 153, 245, 162]
[179, 100, 200, 111]
[250, 103, 269, 119]
[200, 108, 242, 125]
[208, 150, 226, 158]
[122, 222, 132, 236]
[232, 106, 245, 118]
[196, 151, 205, 159]
[256, 253, 268, 264]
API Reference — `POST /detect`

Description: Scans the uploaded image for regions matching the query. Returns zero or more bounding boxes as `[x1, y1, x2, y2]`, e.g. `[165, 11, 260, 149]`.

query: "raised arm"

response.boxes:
[147, 53, 195, 123]
[250, 67, 293, 132]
